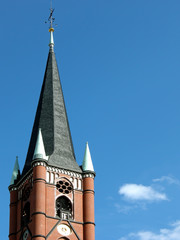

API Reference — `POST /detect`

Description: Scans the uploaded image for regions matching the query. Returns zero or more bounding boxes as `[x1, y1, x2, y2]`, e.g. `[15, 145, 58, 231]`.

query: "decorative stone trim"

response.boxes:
[9, 187, 18, 192]
[83, 189, 95, 194]
[82, 173, 95, 179]
[9, 163, 83, 192]
[9, 173, 33, 192]
[18, 173, 33, 190]
[32, 161, 47, 168]
[46, 166, 82, 179]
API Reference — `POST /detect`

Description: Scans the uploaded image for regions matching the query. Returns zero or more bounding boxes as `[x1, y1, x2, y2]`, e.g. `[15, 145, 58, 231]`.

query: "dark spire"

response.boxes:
[22, 27, 82, 175]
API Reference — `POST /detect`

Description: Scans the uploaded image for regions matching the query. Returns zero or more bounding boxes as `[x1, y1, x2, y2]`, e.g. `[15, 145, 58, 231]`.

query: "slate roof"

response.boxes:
[22, 48, 82, 175]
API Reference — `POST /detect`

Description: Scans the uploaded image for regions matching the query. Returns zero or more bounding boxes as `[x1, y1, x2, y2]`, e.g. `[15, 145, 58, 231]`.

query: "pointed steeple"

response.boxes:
[82, 142, 94, 172]
[22, 26, 82, 175]
[10, 157, 20, 185]
[33, 128, 48, 160]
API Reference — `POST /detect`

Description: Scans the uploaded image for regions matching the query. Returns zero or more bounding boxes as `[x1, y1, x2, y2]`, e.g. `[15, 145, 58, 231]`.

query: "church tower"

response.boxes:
[8, 8, 95, 240]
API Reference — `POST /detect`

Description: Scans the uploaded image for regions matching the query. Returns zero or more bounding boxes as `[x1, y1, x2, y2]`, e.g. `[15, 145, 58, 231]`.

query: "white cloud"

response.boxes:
[153, 176, 180, 186]
[119, 184, 168, 201]
[119, 221, 180, 240]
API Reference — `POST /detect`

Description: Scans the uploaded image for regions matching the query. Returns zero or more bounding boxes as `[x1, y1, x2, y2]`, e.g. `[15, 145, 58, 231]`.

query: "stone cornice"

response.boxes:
[82, 172, 95, 179]
[9, 160, 85, 192]
[9, 172, 33, 192]
[46, 165, 82, 179]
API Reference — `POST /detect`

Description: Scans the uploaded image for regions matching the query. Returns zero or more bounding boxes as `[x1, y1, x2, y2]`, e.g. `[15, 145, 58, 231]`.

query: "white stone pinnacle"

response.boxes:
[33, 128, 48, 160]
[82, 142, 94, 172]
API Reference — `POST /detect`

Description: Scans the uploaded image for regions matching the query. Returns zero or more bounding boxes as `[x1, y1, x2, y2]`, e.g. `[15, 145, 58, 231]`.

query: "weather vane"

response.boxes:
[45, 0, 57, 30]
[45, 0, 57, 51]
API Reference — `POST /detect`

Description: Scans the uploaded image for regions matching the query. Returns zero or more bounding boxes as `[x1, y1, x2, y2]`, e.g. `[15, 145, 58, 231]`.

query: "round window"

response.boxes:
[56, 179, 72, 194]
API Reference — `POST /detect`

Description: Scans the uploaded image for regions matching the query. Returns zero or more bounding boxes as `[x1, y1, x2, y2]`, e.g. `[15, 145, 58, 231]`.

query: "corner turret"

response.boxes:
[10, 157, 20, 185]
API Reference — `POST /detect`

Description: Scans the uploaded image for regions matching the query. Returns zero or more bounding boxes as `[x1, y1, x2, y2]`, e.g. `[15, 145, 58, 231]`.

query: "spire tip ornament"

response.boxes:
[46, 4, 55, 51]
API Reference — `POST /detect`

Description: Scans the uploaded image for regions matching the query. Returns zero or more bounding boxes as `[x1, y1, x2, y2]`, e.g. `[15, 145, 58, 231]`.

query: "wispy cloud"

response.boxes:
[153, 176, 180, 186]
[115, 203, 138, 214]
[119, 220, 180, 240]
[119, 184, 168, 202]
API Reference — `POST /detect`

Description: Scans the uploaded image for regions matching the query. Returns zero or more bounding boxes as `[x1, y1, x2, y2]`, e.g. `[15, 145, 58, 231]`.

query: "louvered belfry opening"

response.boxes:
[56, 196, 72, 219]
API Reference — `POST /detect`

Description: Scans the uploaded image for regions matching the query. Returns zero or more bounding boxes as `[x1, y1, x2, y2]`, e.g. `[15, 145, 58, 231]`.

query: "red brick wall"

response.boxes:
[9, 164, 95, 240]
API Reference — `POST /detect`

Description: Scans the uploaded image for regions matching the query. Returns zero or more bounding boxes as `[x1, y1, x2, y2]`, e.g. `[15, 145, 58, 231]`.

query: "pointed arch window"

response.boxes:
[56, 196, 72, 219]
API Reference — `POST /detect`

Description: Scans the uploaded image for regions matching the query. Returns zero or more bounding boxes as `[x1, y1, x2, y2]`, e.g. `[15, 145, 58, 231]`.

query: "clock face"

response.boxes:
[23, 229, 29, 240]
[57, 224, 72, 236]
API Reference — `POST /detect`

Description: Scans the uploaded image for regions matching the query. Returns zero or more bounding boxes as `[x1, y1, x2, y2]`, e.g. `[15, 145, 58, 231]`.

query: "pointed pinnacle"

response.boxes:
[82, 142, 94, 172]
[33, 128, 48, 161]
[10, 157, 20, 185]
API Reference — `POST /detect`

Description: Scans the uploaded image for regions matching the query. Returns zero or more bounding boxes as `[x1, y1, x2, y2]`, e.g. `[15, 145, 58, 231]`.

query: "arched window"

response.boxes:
[56, 196, 72, 219]
[21, 202, 30, 227]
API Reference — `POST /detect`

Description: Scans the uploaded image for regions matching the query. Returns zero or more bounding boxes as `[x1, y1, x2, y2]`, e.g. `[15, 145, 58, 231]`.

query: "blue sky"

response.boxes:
[1, 0, 180, 239]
